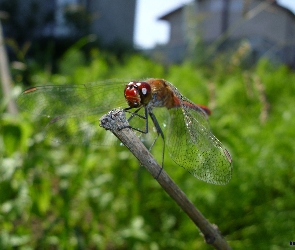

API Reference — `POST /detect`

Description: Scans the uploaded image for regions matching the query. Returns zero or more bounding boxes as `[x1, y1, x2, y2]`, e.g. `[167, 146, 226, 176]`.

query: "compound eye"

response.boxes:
[136, 82, 152, 105]
[124, 82, 141, 107]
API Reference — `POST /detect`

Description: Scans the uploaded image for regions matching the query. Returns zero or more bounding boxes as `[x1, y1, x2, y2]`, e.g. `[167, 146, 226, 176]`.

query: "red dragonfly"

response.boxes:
[18, 78, 232, 185]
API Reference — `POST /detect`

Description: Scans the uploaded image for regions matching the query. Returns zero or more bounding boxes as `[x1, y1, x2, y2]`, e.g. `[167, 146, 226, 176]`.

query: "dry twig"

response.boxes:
[100, 109, 231, 250]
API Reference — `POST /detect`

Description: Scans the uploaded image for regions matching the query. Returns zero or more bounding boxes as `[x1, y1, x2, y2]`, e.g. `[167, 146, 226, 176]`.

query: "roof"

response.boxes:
[158, 5, 185, 21]
[158, 0, 295, 22]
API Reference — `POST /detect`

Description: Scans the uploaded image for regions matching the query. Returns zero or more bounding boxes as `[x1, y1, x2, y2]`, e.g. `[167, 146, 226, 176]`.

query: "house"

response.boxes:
[155, 0, 295, 67]
[0, 0, 136, 46]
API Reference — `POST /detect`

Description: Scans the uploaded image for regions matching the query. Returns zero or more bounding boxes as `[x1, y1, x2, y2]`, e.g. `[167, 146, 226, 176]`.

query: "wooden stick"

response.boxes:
[0, 18, 17, 114]
[100, 109, 231, 250]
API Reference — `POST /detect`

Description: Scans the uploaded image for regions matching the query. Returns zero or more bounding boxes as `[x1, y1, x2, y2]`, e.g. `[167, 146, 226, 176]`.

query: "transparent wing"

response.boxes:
[17, 80, 128, 145]
[165, 83, 232, 185]
[17, 80, 128, 116]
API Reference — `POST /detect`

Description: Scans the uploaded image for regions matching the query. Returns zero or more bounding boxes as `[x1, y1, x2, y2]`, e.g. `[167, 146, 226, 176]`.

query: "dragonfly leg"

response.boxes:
[122, 107, 149, 134]
[149, 111, 165, 179]
[125, 107, 146, 121]
[124, 107, 165, 179]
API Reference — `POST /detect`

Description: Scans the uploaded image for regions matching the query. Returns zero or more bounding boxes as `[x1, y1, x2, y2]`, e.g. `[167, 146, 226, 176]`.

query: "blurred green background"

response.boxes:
[1, 40, 295, 250]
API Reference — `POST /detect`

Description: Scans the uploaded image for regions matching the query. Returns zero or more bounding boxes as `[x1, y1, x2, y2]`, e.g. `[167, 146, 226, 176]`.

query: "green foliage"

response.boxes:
[1, 49, 295, 249]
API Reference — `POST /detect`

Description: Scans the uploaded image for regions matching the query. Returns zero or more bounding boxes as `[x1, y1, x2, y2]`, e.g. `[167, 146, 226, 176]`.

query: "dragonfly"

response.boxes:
[17, 78, 232, 185]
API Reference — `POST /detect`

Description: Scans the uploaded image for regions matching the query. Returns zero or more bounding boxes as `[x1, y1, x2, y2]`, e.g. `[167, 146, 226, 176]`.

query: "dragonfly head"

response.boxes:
[124, 81, 152, 108]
